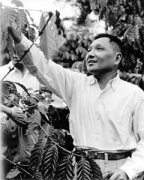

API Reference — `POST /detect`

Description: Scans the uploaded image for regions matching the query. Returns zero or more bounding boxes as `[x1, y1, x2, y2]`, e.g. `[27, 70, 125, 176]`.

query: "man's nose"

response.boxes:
[86, 52, 95, 60]
[87, 48, 96, 55]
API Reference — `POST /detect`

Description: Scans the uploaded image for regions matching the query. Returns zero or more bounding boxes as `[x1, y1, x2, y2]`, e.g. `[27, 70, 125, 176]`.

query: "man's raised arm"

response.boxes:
[8, 27, 80, 106]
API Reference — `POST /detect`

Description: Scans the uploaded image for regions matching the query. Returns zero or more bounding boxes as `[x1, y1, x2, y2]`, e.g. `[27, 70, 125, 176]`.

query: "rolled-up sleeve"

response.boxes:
[15, 35, 79, 106]
[120, 91, 144, 179]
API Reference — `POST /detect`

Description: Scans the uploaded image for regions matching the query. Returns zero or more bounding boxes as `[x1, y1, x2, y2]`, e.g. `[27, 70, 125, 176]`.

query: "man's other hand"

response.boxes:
[8, 26, 21, 44]
[110, 169, 129, 180]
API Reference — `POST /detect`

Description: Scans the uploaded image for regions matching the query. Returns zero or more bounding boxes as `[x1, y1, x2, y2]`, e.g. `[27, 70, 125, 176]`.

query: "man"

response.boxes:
[0, 48, 40, 94]
[8, 27, 144, 180]
[0, 81, 38, 178]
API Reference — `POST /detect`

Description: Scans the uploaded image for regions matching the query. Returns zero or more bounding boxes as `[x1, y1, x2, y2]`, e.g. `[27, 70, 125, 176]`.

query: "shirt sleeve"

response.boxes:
[120, 89, 144, 179]
[15, 35, 80, 106]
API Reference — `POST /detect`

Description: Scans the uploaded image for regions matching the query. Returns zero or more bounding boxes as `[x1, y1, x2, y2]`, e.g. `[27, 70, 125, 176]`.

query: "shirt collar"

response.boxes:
[89, 73, 120, 90]
[108, 74, 120, 90]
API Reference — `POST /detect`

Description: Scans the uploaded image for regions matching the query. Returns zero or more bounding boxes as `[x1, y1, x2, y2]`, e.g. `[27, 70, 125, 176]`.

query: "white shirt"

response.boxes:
[0, 62, 40, 94]
[15, 35, 144, 179]
[51, 94, 67, 108]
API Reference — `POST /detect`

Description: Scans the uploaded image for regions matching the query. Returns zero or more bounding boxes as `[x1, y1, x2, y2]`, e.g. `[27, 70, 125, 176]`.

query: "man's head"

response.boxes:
[1, 81, 19, 107]
[11, 54, 25, 72]
[85, 33, 123, 75]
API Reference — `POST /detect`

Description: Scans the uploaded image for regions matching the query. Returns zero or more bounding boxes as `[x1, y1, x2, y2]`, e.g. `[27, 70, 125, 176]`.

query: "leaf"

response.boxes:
[76, 46, 83, 54]
[17, 9, 29, 30]
[41, 145, 58, 180]
[11, 0, 24, 7]
[29, 138, 45, 172]
[81, 48, 87, 59]
[26, 109, 41, 135]
[13, 82, 30, 96]
[39, 123, 50, 139]
[99, 6, 107, 20]
[88, 159, 103, 180]
[43, 127, 66, 156]
[77, 157, 92, 180]
[33, 172, 43, 180]
[123, 26, 133, 39]
[107, 8, 117, 27]
[1, 7, 18, 51]
[63, 52, 70, 60]
[1, 7, 18, 30]
[55, 154, 74, 180]
[43, 126, 56, 150]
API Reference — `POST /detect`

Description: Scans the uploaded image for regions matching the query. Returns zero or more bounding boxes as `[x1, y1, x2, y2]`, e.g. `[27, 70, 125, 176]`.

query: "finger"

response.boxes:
[110, 173, 119, 180]
[7, 26, 21, 44]
[103, 172, 113, 180]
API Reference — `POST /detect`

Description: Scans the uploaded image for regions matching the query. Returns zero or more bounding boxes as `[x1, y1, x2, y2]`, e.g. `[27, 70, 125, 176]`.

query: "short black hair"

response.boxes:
[94, 33, 123, 56]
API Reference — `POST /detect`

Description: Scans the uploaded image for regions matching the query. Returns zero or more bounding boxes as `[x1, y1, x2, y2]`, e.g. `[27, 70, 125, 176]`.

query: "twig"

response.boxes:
[0, 155, 33, 177]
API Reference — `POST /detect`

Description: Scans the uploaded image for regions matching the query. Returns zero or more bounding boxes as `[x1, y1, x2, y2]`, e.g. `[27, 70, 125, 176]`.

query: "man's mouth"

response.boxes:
[88, 59, 97, 65]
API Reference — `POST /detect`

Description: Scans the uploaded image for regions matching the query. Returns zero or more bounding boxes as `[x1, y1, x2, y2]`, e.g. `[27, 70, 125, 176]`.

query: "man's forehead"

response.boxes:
[93, 37, 111, 44]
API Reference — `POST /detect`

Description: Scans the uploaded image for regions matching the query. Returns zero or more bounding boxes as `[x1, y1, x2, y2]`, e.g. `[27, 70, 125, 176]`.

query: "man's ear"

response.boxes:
[114, 53, 122, 65]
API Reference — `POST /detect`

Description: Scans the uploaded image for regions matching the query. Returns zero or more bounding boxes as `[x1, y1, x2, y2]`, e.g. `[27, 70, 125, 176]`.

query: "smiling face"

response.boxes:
[86, 37, 121, 75]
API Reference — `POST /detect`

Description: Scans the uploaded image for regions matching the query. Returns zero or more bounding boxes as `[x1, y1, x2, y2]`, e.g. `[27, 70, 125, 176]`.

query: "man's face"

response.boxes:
[42, 92, 53, 104]
[12, 55, 25, 71]
[2, 93, 17, 107]
[86, 37, 118, 75]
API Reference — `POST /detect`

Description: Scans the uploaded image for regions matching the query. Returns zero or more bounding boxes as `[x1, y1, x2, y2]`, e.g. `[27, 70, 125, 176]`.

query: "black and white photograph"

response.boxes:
[1, 0, 144, 180]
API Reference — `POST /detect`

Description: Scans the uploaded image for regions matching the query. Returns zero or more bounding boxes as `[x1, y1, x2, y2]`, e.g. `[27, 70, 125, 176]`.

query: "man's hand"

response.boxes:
[10, 107, 27, 126]
[37, 101, 49, 115]
[110, 169, 129, 180]
[7, 26, 21, 44]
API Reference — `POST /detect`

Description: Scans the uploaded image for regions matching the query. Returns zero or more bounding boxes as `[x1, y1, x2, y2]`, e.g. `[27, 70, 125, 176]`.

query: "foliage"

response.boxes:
[41, 144, 58, 180]
[11, 0, 24, 7]
[55, 10, 66, 37]
[76, 0, 91, 25]
[77, 156, 92, 180]
[89, 159, 103, 180]
[52, 32, 92, 67]
[28, 124, 103, 180]
[29, 139, 45, 173]
[97, 0, 144, 88]
[73, 0, 144, 89]
[55, 154, 74, 180]
[97, 1, 144, 73]
[0, 1, 37, 65]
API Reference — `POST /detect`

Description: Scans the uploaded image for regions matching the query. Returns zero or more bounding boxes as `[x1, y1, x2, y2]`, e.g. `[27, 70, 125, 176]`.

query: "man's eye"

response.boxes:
[88, 49, 91, 52]
[96, 47, 103, 50]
